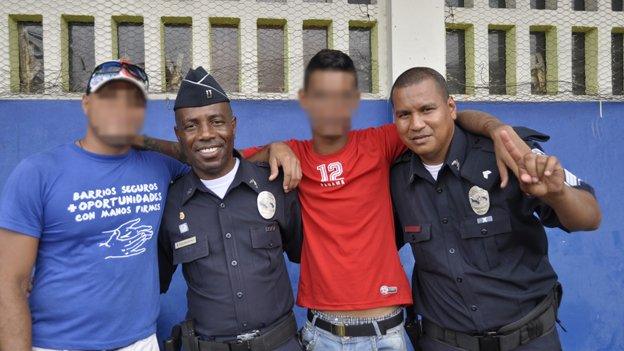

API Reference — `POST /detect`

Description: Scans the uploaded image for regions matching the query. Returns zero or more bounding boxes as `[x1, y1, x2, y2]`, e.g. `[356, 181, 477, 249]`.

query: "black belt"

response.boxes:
[198, 313, 297, 351]
[422, 287, 560, 351]
[306, 309, 404, 337]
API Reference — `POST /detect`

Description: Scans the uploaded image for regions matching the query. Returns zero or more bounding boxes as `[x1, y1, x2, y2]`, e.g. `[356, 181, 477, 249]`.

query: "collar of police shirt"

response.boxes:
[407, 126, 473, 186]
[406, 126, 503, 191]
[181, 150, 267, 204]
[423, 162, 443, 181]
[200, 157, 240, 199]
[406, 126, 552, 189]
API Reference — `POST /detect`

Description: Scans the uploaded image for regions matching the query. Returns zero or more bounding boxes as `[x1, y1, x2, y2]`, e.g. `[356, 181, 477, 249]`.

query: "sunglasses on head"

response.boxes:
[87, 61, 149, 93]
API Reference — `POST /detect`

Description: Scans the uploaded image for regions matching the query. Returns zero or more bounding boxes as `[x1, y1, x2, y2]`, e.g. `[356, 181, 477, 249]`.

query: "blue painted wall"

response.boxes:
[0, 99, 622, 350]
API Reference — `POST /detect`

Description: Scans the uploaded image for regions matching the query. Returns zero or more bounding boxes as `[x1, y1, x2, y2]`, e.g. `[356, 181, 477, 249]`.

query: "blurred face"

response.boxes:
[299, 70, 360, 139]
[392, 79, 457, 165]
[175, 102, 236, 179]
[82, 81, 146, 147]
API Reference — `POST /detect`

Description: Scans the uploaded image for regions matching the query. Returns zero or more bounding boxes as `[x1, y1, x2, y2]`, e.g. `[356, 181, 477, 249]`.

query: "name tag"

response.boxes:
[174, 236, 197, 250]
[404, 225, 421, 233]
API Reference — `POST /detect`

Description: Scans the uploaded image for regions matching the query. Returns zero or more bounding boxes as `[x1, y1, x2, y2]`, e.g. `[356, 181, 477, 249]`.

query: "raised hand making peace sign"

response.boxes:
[500, 129, 565, 198]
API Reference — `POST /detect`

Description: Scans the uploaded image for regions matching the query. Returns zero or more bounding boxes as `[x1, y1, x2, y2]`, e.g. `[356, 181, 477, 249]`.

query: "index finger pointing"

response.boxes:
[500, 130, 525, 164]
[500, 130, 532, 183]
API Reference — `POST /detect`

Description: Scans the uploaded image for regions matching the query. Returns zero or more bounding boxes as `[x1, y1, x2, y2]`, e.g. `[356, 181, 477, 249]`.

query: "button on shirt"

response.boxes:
[390, 126, 595, 334]
[158, 157, 303, 338]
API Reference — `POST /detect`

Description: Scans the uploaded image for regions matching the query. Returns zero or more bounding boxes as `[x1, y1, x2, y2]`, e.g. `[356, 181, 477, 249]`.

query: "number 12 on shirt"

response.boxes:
[316, 162, 345, 187]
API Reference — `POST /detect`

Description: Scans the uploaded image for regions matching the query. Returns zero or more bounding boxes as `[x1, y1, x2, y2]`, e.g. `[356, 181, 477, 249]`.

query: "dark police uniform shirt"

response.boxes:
[390, 126, 595, 334]
[159, 156, 303, 338]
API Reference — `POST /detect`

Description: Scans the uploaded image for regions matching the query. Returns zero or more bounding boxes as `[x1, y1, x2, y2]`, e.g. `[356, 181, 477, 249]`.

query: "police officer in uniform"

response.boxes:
[158, 67, 303, 351]
[389, 67, 601, 351]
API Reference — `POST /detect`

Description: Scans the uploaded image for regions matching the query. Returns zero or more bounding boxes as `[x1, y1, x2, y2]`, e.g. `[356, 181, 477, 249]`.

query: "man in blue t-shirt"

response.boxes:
[0, 61, 188, 351]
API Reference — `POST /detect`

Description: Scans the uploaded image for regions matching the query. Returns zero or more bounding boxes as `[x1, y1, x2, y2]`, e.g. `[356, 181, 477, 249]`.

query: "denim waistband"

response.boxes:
[310, 308, 403, 326]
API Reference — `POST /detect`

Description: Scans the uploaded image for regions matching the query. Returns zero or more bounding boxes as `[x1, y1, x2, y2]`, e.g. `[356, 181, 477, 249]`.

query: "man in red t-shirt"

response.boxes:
[242, 50, 522, 350]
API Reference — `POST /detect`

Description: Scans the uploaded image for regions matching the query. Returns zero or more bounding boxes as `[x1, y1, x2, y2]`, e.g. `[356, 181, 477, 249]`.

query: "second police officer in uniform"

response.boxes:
[158, 67, 304, 351]
[389, 68, 601, 351]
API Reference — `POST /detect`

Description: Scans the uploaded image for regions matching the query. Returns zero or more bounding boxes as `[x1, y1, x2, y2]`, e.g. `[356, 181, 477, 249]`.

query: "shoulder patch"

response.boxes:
[468, 133, 495, 153]
[512, 126, 550, 143]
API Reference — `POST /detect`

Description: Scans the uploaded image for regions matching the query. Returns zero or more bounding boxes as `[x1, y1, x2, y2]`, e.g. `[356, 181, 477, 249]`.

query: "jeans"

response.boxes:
[273, 336, 304, 351]
[300, 314, 408, 351]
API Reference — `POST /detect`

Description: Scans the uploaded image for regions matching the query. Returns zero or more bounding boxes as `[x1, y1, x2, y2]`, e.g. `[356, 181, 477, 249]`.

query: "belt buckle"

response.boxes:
[236, 330, 260, 343]
[333, 323, 346, 337]
[478, 331, 501, 351]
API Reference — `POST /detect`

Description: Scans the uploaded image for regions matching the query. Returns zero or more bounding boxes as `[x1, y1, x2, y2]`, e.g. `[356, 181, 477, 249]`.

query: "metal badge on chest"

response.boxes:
[257, 191, 276, 219]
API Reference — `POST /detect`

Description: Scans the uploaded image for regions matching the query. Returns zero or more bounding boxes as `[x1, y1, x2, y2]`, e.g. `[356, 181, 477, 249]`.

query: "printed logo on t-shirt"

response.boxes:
[379, 285, 398, 296]
[316, 162, 345, 188]
[64, 183, 163, 260]
[67, 183, 163, 223]
[98, 218, 154, 259]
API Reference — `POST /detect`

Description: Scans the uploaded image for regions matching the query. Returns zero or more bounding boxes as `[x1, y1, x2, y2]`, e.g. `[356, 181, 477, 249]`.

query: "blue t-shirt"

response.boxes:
[0, 143, 189, 350]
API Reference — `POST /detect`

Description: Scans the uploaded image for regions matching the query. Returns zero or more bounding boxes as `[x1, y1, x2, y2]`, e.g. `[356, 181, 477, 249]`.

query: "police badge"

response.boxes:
[257, 191, 276, 219]
[468, 185, 490, 215]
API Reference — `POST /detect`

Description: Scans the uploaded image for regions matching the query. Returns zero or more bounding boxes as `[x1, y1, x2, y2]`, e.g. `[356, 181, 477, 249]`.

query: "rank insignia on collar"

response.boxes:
[482, 170, 492, 179]
[249, 178, 259, 189]
[179, 211, 185, 220]
[451, 159, 460, 171]
[469, 185, 490, 215]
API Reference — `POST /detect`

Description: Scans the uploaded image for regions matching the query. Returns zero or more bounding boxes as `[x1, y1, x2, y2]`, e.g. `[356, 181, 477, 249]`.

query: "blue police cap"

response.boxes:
[173, 66, 230, 111]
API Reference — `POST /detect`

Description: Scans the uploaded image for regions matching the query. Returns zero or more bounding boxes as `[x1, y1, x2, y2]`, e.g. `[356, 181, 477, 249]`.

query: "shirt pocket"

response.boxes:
[250, 222, 284, 271]
[403, 223, 434, 272]
[460, 213, 512, 271]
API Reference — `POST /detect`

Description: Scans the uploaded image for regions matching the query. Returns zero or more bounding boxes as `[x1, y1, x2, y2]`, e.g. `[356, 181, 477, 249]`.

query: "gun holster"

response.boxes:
[165, 319, 200, 351]
[404, 307, 423, 351]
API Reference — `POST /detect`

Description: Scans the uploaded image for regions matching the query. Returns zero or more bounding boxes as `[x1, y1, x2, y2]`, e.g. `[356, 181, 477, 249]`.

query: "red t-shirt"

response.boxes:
[243, 124, 412, 310]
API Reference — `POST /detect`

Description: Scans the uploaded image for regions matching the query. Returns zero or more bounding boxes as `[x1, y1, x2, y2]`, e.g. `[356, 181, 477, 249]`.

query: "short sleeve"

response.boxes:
[0, 159, 46, 238]
[372, 124, 407, 163]
[281, 185, 303, 263]
[162, 154, 190, 181]
[241, 146, 265, 159]
[240, 139, 302, 160]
